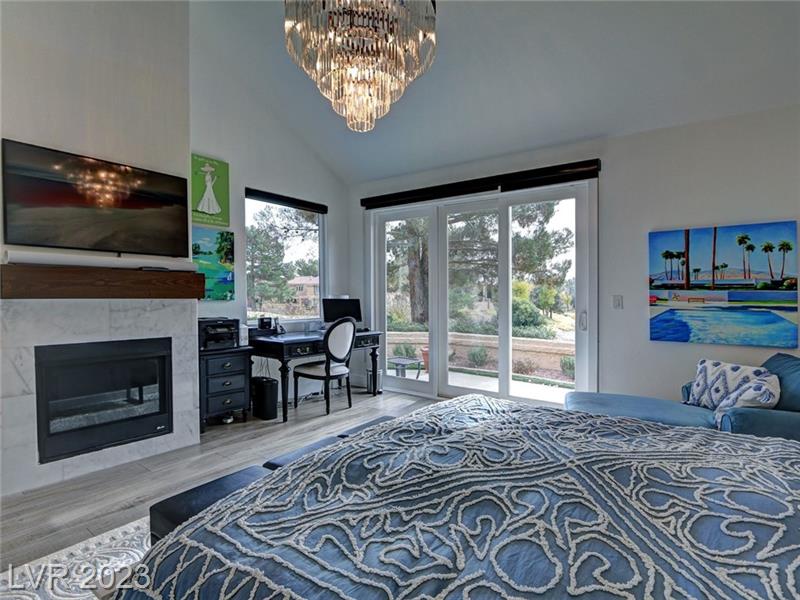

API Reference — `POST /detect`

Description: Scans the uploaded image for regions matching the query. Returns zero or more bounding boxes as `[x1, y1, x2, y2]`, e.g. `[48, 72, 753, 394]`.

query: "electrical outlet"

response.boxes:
[612, 295, 624, 310]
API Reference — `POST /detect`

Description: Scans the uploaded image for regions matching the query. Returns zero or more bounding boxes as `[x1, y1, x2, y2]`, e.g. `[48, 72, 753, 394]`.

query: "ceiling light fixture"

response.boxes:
[285, 0, 437, 133]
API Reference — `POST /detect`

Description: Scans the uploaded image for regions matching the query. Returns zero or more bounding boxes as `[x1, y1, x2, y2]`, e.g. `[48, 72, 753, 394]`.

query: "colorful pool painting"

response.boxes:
[649, 220, 798, 348]
[192, 226, 235, 301]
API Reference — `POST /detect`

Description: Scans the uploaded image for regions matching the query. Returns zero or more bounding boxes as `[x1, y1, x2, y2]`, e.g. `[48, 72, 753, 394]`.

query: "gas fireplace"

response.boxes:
[35, 338, 173, 463]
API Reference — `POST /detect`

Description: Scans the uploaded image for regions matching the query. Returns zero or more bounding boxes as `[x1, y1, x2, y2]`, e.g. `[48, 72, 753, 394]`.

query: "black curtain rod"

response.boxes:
[245, 187, 328, 214]
[360, 159, 600, 210]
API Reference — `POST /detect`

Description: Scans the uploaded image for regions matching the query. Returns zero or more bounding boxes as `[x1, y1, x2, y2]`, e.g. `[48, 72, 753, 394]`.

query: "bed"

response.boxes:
[118, 395, 800, 599]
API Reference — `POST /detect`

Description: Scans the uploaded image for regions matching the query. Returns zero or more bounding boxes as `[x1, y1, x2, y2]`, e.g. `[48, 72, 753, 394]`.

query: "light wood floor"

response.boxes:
[0, 390, 435, 569]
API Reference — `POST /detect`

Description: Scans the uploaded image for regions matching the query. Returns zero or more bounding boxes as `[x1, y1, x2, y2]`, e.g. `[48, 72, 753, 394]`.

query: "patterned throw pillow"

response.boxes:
[687, 359, 780, 412]
[713, 377, 781, 426]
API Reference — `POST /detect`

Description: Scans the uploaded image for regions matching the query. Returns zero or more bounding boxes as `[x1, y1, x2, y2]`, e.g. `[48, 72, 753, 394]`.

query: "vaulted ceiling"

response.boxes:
[220, 1, 800, 184]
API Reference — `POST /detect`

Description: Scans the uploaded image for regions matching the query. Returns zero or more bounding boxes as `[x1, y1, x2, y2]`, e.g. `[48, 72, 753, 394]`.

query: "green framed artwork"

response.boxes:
[191, 153, 230, 227]
[192, 226, 235, 301]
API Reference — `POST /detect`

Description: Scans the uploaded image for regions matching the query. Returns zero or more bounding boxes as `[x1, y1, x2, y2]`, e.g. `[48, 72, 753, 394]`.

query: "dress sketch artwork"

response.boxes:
[191, 153, 229, 227]
[196, 162, 221, 215]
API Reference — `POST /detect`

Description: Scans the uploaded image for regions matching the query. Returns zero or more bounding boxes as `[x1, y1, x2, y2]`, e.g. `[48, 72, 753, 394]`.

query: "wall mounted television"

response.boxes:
[2, 139, 189, 258]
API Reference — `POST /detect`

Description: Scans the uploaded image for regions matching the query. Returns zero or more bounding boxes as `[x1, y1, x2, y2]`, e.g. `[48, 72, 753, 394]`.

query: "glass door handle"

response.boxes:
[578, 311, 588, 331]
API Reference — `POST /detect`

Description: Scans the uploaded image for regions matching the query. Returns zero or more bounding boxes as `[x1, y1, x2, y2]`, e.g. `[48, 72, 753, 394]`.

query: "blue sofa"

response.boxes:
[566, 353, 800, 442]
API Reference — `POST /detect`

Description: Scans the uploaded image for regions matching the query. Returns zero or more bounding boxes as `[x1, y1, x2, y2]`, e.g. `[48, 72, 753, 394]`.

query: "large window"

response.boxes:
[245, 197, 323, 321]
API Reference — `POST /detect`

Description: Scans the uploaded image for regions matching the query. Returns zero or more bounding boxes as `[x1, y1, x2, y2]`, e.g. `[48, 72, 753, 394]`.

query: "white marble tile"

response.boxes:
[0, 299, 201, 495]
[0, 395, 37, 449]
[60, 426, 191, 481]
[0, 346, 35, 399]
[0, 300, 111, 348]
[171, 335, 199, 376]
[172, 372, 198, 412]
[109, 300, 196, 339]
[173, 408, 200, 445]
[1, 443, 64, 496]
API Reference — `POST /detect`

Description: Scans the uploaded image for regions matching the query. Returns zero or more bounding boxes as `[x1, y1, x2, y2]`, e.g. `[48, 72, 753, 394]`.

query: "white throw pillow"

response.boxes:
[688, 359, 780, 412]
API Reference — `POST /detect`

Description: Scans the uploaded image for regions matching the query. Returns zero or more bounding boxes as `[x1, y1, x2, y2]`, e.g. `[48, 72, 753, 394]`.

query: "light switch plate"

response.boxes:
[612, 295, 624, 310]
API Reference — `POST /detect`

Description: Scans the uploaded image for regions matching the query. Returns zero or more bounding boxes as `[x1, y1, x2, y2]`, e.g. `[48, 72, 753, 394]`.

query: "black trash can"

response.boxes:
[251, 376, 278, 420]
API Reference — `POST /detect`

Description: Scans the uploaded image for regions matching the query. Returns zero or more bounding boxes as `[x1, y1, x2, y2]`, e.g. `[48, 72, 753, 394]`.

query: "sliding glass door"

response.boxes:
[509, 196, 578, 403]
[374, 181, 596, 402]
[442, 205, 500, 394]
[376, 208, 436, 395]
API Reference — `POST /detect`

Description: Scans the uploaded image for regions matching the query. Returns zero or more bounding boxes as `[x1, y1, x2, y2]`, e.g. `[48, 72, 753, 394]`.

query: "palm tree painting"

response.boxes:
[737, 234, 750, 280]
[779, 240, 794, 279]
[745, 243, 756, 278]
[711, 227, 717, 290]
[762, 242, 776, 279]
[661, 250, 671, 281]
[649, 220, 797, 348]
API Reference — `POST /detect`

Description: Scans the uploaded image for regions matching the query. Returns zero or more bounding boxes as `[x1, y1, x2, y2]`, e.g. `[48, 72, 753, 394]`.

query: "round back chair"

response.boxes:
[293, 317, 357, 415]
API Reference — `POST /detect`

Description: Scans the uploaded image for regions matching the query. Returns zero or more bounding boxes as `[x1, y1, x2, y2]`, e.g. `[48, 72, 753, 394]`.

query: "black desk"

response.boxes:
[249, 330, 382, 422]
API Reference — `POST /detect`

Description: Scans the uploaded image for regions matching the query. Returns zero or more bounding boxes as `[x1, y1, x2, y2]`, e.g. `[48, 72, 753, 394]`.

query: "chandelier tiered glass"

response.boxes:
[284, 0, 437, 132]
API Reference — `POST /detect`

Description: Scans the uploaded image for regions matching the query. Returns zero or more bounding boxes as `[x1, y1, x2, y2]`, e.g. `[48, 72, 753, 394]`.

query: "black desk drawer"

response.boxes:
[208, 373, 246, 395]
[355, 335, 379, 348]
[207, 354, 247, 376]
[288, 342, 322, 358]
[207, 391, 247, 414]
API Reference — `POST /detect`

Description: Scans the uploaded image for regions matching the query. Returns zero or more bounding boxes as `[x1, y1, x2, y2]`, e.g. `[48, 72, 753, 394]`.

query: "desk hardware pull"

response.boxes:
[223, 380, 232, 387]
[223, 398, 232, 405]
[222, 362, 232, 369]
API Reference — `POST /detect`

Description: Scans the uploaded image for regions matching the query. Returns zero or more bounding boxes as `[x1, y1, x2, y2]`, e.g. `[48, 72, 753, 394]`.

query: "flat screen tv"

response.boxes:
[2, 139, 189, 257]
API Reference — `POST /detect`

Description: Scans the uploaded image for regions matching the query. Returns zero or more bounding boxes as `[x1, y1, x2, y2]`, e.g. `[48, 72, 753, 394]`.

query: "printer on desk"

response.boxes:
[198, 317, 239, 351]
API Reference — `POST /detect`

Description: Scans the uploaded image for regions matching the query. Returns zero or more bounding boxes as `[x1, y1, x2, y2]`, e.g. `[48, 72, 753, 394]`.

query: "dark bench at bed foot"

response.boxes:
[149, 465, 270, 544]
[336, 415, 395, 438]
[151, 416, 399, 542]
[262, 436, 341, 470]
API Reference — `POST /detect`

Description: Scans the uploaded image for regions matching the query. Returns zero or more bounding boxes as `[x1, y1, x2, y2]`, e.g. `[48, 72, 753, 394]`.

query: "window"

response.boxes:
[245, 197, 323, 321]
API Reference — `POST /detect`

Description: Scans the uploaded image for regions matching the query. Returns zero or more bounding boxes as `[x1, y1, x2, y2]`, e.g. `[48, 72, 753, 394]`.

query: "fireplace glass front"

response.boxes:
[35, 337, 173, 463]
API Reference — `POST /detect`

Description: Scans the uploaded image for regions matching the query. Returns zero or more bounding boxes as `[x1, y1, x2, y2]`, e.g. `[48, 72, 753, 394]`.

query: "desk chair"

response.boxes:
[294, 317, 356, 415]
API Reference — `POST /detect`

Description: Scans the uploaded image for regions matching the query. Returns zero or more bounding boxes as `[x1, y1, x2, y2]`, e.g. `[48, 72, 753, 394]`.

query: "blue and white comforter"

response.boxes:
[119, 395, 800, 599]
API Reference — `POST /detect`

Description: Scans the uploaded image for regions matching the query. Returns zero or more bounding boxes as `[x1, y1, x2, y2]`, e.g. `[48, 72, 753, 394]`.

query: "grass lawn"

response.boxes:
[548, 312, 576, 332]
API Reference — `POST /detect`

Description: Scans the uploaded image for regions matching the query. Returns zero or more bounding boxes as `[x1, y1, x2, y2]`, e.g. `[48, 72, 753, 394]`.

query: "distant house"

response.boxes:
[287, 276, 319, 304]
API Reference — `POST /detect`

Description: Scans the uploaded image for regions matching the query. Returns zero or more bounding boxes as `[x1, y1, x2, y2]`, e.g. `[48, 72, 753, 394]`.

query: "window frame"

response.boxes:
[367, 179, 598, 400]
[244, 195, 327, 325]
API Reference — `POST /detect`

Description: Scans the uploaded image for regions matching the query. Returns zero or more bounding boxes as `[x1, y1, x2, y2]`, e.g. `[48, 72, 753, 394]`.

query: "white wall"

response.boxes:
[0, 1, 351, 322]
[1, 0, 189, 192]
[350, 105, 800, 401]
[190, 2, 350, 323]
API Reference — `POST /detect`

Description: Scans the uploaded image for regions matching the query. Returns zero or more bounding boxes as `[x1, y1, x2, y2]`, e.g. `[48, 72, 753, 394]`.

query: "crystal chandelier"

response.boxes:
[284, 0, 437, 132]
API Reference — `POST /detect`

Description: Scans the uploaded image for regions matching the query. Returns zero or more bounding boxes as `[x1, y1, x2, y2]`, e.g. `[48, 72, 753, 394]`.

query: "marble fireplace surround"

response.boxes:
[0, 299, 199, 496]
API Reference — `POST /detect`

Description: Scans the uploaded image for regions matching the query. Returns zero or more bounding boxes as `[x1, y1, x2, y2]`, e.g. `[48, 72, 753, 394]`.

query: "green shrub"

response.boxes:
[386, 315, 428, 332]
[393, 343, 417, 359]
[512, 325, 556, 340]
[783, 278, 797, 290]
[467, 346, 489, 368]
[387, 306, 409, 324]
[560, 355, 576, 379]
[512, 299, 545, 328]
[756, 281, 777, 290]
[450, 315, 498, 335]
[512, 358, 538, 375]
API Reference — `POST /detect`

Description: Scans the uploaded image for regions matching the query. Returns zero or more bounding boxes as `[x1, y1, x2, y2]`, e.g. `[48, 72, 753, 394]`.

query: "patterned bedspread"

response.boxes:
[118, 395, 800, 599]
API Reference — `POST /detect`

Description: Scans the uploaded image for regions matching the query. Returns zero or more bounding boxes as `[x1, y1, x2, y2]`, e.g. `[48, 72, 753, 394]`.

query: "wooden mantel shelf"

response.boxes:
[0, 263, 205, 300]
